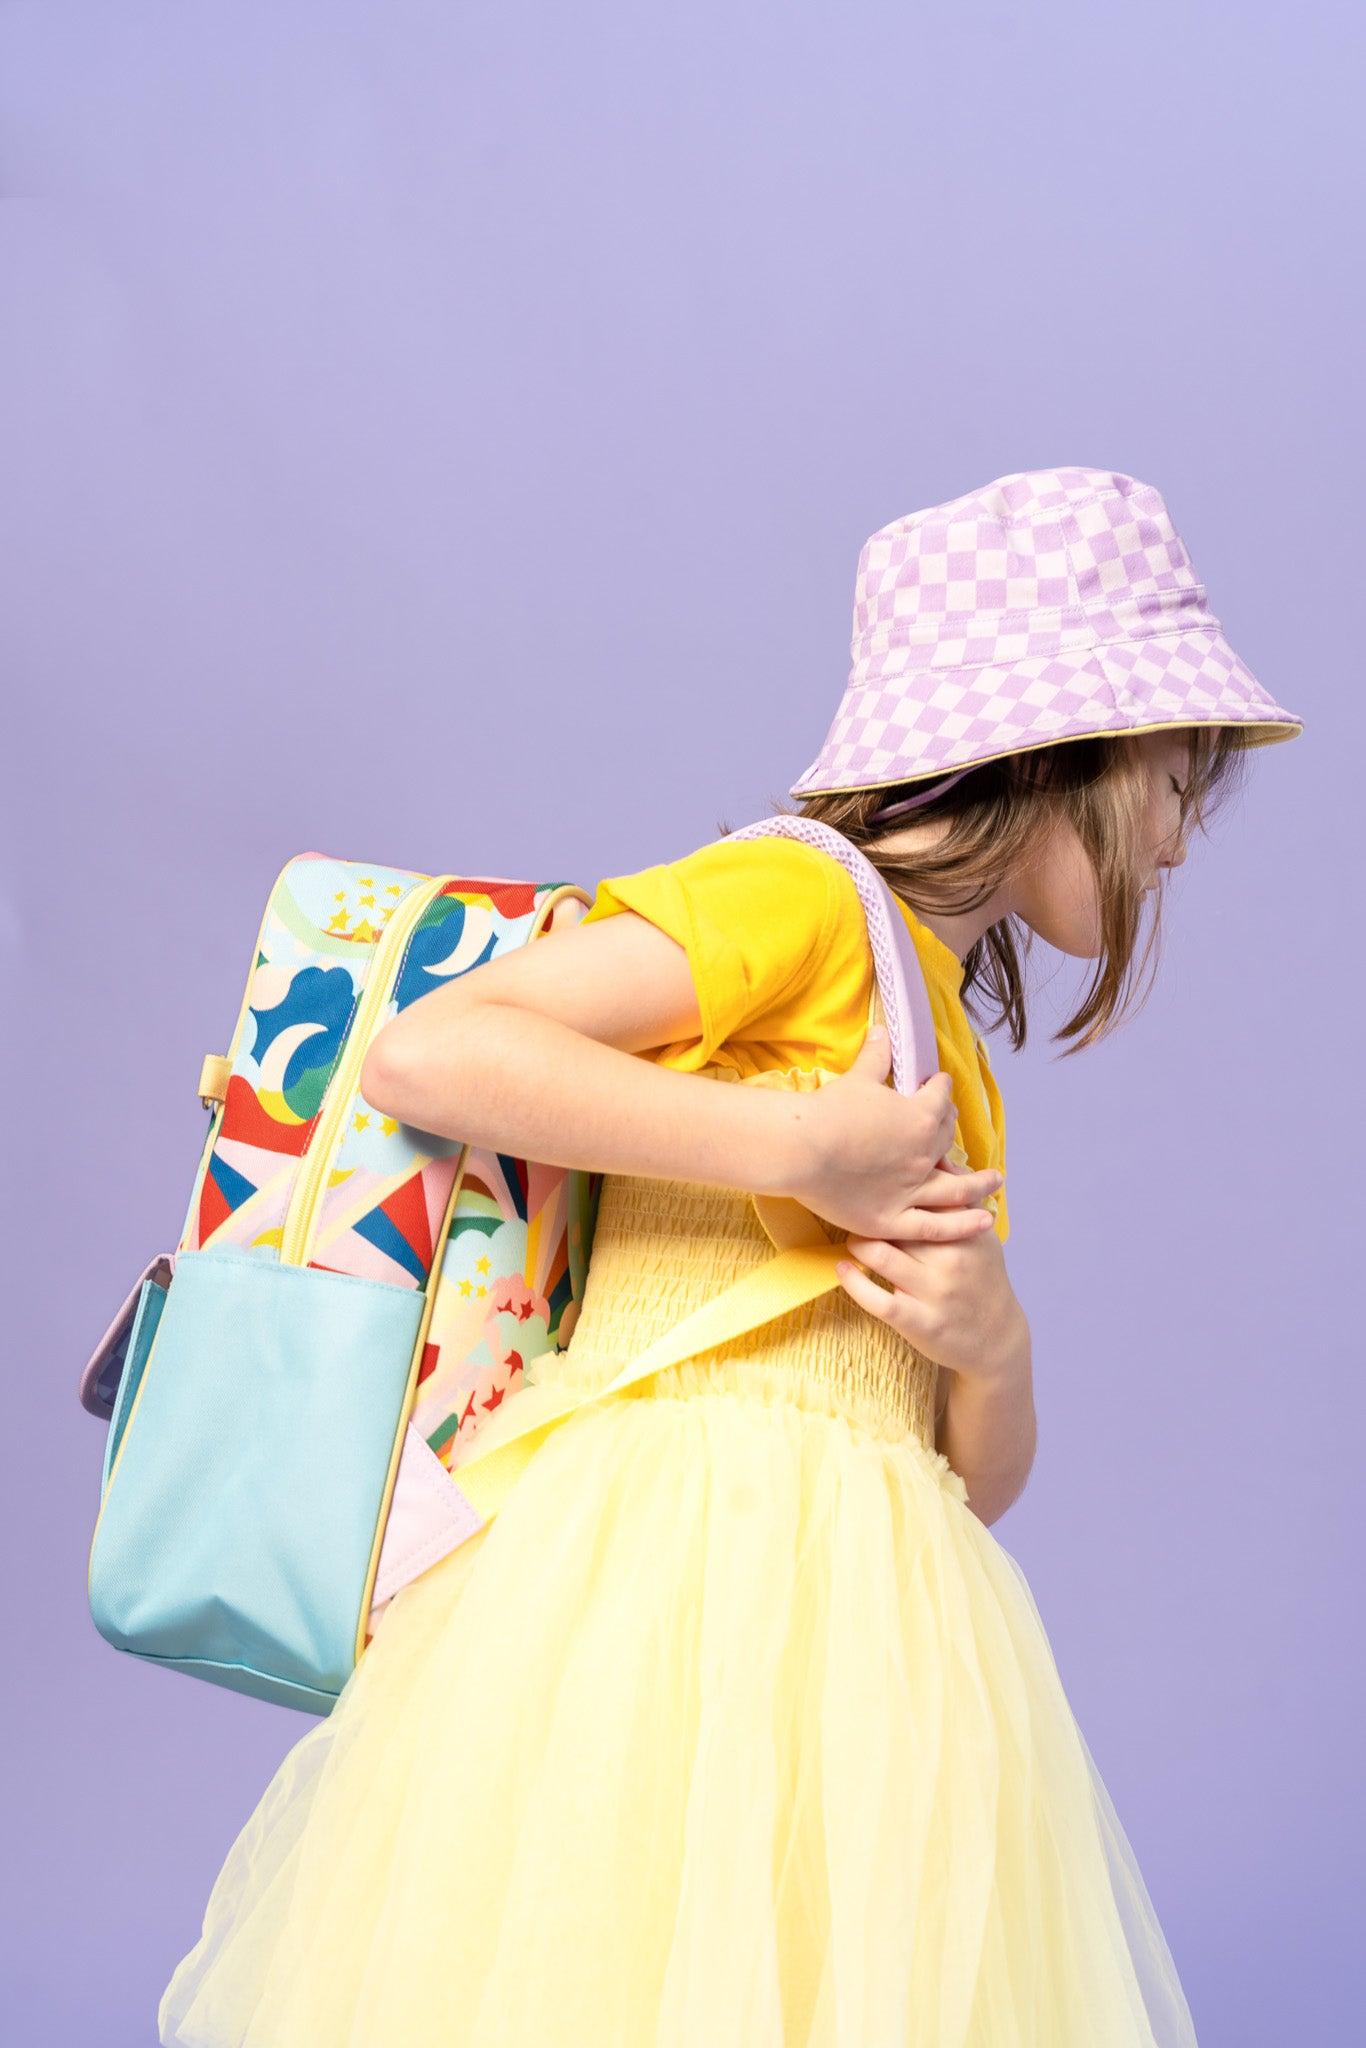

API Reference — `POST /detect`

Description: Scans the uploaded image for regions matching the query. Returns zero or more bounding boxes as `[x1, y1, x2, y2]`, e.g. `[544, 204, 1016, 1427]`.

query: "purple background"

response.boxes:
[3, 3, 1362, 2040]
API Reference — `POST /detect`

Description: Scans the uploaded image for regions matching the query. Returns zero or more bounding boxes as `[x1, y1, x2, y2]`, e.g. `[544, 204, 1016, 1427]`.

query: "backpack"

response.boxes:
[81, 822, 935, 1716]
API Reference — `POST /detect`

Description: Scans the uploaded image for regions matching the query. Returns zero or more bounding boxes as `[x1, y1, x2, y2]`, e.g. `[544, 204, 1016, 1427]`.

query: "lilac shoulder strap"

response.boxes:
[726, 817, 938, 1094]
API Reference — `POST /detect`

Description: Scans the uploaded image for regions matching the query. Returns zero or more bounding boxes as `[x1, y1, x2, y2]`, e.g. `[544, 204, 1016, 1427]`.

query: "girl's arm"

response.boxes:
[840, 1230, 1036, 1523]
[364, 910, 799, 1191]
[932, 1358, 1037, 1526]
[361, 909, 1000, 1245]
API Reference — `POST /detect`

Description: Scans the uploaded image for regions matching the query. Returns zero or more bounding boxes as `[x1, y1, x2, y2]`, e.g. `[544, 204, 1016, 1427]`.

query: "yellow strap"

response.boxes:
[454, 1236, 846, 1523]
[197, 1053, 232, 1107]
[751, 1193, 830, 1250]
[594, 1238, 844, 1397]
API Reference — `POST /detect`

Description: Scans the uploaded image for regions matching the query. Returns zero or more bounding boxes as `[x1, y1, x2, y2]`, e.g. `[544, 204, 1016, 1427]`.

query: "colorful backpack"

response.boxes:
[81, 822, 935, 1717]
[82, 853, 600, 1714]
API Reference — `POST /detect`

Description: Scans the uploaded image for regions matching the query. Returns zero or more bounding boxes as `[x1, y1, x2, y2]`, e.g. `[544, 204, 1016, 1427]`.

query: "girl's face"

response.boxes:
[1012, 730, 1192, 958]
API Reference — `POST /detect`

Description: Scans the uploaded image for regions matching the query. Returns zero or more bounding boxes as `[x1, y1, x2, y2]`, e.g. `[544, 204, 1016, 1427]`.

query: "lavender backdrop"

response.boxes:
[3, 3, 1361, 2041]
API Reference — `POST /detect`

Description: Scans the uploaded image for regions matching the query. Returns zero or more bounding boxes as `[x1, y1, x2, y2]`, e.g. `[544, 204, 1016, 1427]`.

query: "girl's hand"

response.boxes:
[836, 1224, 1030, 1391]
[783, 1025, 1003, 1242]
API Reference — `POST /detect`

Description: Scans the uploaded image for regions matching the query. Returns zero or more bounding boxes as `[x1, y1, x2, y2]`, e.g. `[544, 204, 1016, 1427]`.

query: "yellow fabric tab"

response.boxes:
[198, 1054, 232, 1107]
[751, 1194, 831, 1251]
[455, 1238, 847, 1525]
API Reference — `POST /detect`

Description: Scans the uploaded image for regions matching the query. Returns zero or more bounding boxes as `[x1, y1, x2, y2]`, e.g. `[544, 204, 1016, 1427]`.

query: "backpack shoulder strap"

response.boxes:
[724, 815, 937, 1093]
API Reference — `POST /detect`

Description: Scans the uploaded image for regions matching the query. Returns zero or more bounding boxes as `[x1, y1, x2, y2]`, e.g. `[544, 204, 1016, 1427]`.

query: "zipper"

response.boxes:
[279, 874, 452, 1268]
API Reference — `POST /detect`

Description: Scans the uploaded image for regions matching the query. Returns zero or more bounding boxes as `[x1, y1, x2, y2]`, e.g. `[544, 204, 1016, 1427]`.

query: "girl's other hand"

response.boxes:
[836, 1225, 1029, 1392]
[785, 1025, 1002, 1242]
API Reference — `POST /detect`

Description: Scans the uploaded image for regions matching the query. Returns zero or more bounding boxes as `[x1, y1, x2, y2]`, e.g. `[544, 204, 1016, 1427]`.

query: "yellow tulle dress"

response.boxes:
[159, 839, 1199, 2047]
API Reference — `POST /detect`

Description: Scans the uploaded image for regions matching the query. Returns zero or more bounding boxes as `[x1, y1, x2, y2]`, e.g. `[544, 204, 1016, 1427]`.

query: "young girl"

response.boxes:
[160, 468, 1299, 2047]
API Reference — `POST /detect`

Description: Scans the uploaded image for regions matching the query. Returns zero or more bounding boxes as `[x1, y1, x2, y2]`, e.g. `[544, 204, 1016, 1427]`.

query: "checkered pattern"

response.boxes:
[791, 469, 1300, 796]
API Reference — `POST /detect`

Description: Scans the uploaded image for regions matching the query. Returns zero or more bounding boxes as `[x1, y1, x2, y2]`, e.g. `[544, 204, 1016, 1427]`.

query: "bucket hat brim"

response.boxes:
[789, 623, 1300, 799]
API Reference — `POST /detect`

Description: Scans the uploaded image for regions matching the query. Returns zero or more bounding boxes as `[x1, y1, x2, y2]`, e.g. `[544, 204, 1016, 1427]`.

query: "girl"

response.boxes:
[160, 468, 1299, 2047]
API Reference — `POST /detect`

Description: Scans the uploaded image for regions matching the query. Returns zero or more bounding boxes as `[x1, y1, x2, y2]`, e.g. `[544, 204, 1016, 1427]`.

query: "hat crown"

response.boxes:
[789, 466, 1300, 798]
[853, 469, 1204, 653]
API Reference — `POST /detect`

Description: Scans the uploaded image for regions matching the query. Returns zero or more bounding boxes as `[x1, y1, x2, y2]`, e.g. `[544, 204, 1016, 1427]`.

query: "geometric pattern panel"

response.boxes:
[305, 880, 560, 1291]
[181, 855, 429, 1257]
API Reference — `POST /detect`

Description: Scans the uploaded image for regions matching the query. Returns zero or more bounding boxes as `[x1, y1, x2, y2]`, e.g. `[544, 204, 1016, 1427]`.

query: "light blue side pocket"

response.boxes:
[89, 1249, 424, 1715]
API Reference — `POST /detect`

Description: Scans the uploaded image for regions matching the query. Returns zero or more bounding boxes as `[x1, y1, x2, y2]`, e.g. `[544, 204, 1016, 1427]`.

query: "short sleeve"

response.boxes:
[583, 836, 874, 1076]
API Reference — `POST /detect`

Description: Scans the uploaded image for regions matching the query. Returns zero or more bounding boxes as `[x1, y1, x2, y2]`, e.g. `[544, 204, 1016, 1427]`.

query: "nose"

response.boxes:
[1159, 836, 1188, 871]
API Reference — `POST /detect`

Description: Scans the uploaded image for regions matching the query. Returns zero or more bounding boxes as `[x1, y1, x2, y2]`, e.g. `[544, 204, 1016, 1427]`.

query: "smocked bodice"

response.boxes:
[536, 1171, 940, 1451]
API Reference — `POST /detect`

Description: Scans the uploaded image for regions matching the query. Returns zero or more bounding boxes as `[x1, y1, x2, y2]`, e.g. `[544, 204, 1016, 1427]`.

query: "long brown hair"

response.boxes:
[792, 729, 1250, 1051]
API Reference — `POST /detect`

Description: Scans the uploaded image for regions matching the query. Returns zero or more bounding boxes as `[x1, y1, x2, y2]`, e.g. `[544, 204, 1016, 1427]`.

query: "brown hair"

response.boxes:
[792, 728, 1251, 1052]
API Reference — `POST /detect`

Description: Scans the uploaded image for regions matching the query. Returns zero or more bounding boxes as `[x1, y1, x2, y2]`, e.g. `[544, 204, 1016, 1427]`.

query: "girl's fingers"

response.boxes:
[911, 1166, 1003, 1210]
[910, 1073, 956, 1145]
[879, 1205, 996, 1245]
[835, 1257, 936, 1346]
[845, 1234, 928, 1290]
[834, 1257, 901, 1322]
[851, 1026, 895, 1084]
[844, 1236, 927, 1304]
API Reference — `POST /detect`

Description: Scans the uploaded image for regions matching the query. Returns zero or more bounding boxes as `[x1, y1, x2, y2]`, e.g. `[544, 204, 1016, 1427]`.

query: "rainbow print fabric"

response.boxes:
[412, 1151, 598, 1465]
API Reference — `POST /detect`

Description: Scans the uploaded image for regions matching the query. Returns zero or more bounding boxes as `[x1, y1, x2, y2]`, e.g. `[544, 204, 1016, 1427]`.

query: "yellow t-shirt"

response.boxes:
[584, 835, 1008, 1240]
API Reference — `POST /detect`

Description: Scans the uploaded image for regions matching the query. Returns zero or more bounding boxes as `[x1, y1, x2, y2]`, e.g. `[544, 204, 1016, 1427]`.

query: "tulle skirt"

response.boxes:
[159, 1358, 1198, 2046]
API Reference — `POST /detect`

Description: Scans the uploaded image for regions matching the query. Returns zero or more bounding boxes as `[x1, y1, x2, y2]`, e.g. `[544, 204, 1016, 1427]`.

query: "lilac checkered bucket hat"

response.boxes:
[790, 468, 1301, 802]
